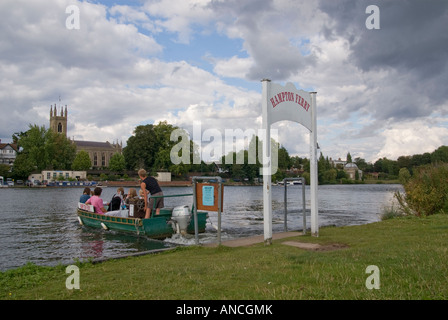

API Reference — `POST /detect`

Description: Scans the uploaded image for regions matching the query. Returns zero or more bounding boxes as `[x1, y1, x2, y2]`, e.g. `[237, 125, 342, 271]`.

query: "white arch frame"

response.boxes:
[261, 79, 318, 243]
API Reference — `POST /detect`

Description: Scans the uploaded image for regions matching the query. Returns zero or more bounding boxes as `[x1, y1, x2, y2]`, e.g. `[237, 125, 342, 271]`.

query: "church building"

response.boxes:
[50, 104, 122, 169]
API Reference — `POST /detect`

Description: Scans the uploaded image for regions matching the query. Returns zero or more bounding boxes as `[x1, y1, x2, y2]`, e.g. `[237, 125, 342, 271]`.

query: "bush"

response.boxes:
[398, 167, 411, 185]
[380, 204, 405, 220]
[395, 163, 448, 216]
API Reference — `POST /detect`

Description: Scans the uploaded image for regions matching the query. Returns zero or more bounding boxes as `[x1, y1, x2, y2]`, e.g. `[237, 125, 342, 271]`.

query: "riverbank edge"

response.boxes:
[1, 214, 447, 300]
[7, 179, 401, 188]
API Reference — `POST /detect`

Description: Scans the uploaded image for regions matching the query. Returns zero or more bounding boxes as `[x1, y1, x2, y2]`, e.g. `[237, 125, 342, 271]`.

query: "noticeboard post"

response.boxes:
[192, 177, 223, 245]
[195, 183, 224, 212]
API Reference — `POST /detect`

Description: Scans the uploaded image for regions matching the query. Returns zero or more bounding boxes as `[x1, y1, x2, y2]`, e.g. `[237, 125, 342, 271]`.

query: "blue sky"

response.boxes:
[1, 0, 447, 163]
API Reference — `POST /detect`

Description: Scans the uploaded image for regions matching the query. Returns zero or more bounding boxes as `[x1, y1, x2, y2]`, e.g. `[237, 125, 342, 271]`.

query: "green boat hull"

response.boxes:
[77, 207, 209, 239]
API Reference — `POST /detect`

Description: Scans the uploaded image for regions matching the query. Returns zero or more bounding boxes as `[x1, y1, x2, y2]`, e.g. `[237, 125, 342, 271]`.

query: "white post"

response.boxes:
[310, 92, 319, 237]
[261, 79, 272, 245]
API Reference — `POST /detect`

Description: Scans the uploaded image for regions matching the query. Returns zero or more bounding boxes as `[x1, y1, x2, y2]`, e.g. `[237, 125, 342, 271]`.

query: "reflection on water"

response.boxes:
[0, 184, 402, 270]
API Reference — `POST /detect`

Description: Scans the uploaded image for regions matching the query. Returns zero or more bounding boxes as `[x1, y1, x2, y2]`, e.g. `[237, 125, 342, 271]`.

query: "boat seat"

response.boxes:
[106, 210, 128, 218]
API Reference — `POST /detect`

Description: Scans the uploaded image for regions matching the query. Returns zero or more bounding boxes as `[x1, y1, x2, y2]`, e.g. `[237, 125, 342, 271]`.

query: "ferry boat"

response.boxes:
[76, 195, 209, 239]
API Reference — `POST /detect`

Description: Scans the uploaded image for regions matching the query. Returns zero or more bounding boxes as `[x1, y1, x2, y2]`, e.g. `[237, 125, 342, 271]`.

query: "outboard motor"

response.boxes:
[170, 205, 191, 235]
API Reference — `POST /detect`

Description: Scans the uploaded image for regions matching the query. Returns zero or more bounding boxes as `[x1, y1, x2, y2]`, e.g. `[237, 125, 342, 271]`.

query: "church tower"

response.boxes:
[49, 104, 68, 136]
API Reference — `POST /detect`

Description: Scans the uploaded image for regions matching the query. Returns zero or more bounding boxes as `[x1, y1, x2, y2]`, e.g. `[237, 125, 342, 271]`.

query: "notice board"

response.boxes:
[195, 182, 224, 212]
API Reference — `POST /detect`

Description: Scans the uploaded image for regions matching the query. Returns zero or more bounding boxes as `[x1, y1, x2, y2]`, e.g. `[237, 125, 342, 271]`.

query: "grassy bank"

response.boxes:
[1, 214, 447, 300]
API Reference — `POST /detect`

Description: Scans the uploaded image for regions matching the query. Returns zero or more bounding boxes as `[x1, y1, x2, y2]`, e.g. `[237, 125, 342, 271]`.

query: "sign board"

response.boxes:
[195, 182, 223, 212]
[78, 202, 94, 212]
[268, 82, 312, 130]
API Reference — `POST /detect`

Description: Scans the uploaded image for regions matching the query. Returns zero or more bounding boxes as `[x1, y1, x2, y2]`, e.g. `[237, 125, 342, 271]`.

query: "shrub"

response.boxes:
[380, 203, 405, 220]
[395, 163, 448, 216]
[398, 167, 411, 185]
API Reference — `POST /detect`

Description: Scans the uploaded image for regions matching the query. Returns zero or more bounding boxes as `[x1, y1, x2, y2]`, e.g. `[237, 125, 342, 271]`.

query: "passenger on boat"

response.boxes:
[138, 169, 164, 219]
[125, 188, 138, 204]
[125, 188, 146, 219]
[79, 187, 91, 203]
[85, 187, 107, 214]
[117, 187, 126, 201]
[118, 187, 128, 208]
[107, 187, 127, 211]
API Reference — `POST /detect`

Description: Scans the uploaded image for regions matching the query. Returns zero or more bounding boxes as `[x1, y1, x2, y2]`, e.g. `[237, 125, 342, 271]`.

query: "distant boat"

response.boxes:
[279, 180, 303, 186]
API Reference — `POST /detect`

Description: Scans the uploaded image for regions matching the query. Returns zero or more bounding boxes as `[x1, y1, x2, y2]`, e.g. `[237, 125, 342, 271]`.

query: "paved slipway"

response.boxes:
[87, 231, 345, 264]
[204, 231, 300, 247]
[205, 231, 349, 251]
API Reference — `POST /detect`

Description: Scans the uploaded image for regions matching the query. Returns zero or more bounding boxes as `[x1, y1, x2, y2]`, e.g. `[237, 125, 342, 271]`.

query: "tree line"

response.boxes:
[3, 121, 448, 184]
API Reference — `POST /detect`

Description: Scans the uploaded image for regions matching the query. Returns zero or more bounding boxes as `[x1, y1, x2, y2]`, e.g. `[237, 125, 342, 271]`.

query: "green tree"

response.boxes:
[72, 151, 92, 171]
[397, 155, 412, 170]
[346, 152, 352, 163]
[12, 153, 35, 179]
[277, 145, 291, 170]
[46, 131, 76, 170]
[13, 124, 76, 174]
[154, 148, 172, 171]
[109, 153, 126, 172]
[395, 163, 448, 216]
[323, 168, 337, 183]
[123, 124, 157, 170]
[0, 164, 10, 178]
[318, 153, 331, 183]
[354, 157, 368, 171]
[398, 167, 411, 185]
[302, 158, 310, 173]
[336, 169, 347, 180]
[431, 146, 448, 163]
[290, 155, 305, 169]
[124, 121, 195, 172]
[17, 124, 49, 171]
[302, 171, 310, 185]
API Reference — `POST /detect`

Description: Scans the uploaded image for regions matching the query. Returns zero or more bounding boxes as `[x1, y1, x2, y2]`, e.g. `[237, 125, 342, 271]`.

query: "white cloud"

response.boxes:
[1, 0, 447, 165]
[212, 56, 254, 79]
[376, 120, 448, 160]
[142, 0, 214, 43]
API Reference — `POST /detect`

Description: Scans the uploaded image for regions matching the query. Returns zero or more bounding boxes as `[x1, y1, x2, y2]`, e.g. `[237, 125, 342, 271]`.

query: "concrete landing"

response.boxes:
[205, 231, 303, 247]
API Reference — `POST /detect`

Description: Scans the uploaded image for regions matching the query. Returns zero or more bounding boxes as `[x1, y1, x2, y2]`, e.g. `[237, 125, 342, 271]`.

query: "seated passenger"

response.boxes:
[107, 187, 127, 211]
[125, 188, 146, 219]
[125, 188, 138, 205]
[117, 187, 127, 200]
[79, 187, 91, 203]
[85, 187, 107, 214]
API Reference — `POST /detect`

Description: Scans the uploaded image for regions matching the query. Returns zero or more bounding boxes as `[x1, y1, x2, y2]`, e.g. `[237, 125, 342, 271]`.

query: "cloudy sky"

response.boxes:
[1, 0, 447, 163]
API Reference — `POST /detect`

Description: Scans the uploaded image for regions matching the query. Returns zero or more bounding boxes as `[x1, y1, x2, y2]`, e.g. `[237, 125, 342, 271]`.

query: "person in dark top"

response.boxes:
[138, 169, 164, 219]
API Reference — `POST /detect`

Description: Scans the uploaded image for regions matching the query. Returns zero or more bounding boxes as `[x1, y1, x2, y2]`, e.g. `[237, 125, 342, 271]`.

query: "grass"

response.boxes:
[1, 214, 448, 300]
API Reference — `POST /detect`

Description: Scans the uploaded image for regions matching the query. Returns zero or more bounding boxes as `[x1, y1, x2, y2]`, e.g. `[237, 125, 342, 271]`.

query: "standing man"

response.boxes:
[138, 169, 164, 219]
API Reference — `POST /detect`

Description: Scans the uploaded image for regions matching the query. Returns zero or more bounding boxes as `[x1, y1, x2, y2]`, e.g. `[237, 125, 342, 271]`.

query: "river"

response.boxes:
[0, 183, 403, 271]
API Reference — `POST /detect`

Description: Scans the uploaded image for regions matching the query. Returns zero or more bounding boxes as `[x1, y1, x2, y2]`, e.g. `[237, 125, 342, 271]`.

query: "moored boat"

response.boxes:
[77, 201, 209, 239]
